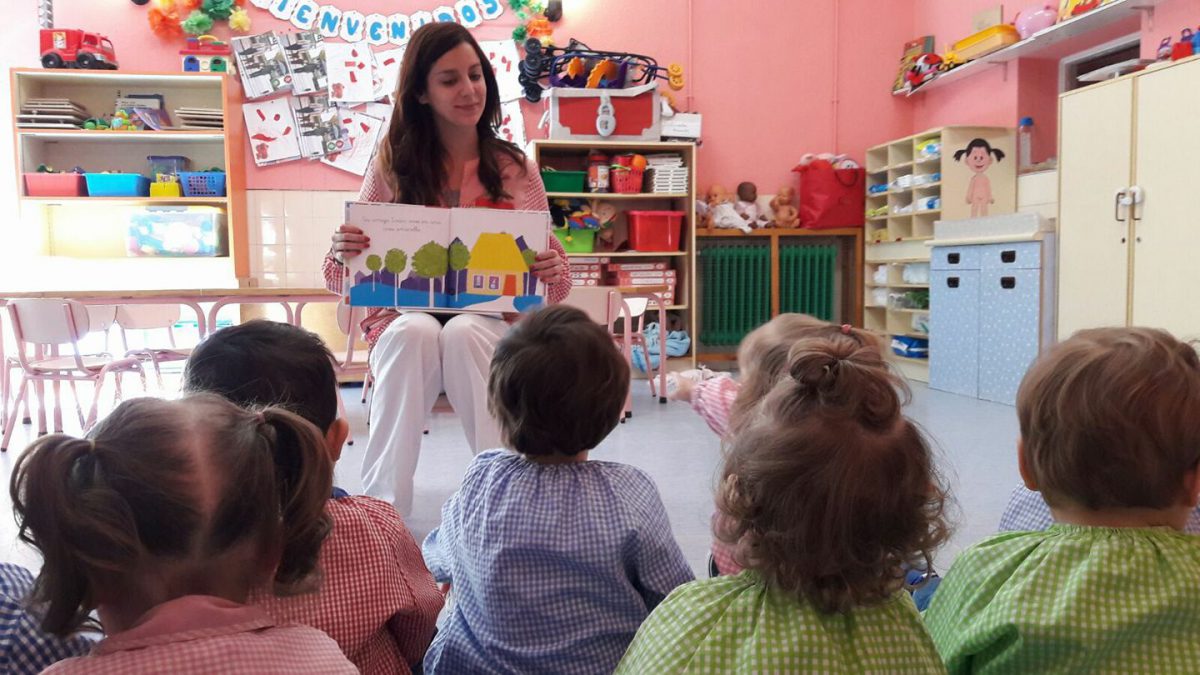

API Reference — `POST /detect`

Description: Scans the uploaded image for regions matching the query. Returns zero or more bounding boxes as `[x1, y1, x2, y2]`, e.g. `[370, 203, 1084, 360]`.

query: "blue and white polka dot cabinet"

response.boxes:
[930, 236, 1056, 405]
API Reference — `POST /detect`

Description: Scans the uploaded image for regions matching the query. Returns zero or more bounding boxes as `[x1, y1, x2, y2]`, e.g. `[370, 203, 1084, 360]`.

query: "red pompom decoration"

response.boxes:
[178, 0, 203, 11]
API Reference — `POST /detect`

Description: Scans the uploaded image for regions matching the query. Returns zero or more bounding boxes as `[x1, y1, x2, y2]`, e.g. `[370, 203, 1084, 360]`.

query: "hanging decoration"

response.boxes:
[145, 0, 252, 39]
[241, 0, 504, 45]
[505, 0, 552, 44]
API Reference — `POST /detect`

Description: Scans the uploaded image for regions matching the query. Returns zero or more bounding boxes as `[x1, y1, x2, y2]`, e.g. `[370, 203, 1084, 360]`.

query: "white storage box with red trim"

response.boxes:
[548, 83, 662, 142]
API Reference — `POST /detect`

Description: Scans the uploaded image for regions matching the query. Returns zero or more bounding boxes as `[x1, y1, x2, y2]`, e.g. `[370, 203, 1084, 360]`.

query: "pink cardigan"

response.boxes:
[323, 152, 571, 346]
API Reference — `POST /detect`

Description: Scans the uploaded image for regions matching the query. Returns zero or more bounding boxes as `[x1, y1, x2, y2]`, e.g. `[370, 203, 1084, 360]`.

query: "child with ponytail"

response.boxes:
[11, 395, 356, 674]
[619, 335, 951, 673]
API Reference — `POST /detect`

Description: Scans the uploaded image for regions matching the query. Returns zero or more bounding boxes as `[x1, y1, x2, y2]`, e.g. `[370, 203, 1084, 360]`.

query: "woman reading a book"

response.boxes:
[322, 22, 571, 516]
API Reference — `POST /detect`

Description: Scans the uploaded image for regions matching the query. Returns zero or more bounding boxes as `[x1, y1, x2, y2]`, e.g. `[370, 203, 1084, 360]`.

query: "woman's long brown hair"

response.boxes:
[375, 22, 527, 205]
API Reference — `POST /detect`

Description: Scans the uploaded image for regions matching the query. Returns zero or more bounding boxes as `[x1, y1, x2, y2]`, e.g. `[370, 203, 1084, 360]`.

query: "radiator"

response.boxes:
[780, 243, 837, 321]
[699, 242, 837, 347]
[699, 242, 770, 347]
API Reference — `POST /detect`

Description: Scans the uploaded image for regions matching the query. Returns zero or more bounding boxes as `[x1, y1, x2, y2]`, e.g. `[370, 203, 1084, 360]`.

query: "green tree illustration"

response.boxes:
[384, 248, 408, 307]
[448, 240, 471, 299]
[365, 253, 383, 292]
[411, 241, 449, 307]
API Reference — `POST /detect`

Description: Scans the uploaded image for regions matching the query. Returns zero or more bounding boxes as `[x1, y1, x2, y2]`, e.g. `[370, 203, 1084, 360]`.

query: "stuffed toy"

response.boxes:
[734, 182, 771, 228]
[770, 186, 799, 229]
[707, 184, 751, 233]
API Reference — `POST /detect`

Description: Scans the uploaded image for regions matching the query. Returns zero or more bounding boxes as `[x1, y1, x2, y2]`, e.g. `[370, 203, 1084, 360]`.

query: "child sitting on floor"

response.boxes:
[421, 305, 694, 674]
[669, 314, 886, 575]
[618, 333, 950, 673]
[0, 562, 94, 674]
[182, 319, 442, 674]
[925, 327, 1200, 673]
[13, 395, 356, 674]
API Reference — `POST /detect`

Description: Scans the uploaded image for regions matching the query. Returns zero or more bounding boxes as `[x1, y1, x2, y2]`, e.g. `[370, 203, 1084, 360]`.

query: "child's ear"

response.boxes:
[324, 418, 350, 464]
[1017, 438, 1038, 491]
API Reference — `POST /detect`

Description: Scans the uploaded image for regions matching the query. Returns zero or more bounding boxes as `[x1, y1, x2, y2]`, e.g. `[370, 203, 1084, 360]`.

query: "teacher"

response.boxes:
[322, 22, 572, 516]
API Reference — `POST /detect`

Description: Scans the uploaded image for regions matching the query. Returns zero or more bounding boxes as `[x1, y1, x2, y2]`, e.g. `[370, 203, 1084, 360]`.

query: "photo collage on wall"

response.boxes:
[234, 30, 527, 174]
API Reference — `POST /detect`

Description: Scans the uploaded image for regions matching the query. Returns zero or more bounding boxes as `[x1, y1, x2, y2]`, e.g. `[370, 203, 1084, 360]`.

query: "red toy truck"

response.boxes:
[40, 29, 118, 69]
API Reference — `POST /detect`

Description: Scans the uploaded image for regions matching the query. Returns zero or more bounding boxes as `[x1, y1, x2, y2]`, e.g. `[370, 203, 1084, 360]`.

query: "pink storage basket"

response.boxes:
[24, 173, 87, 197]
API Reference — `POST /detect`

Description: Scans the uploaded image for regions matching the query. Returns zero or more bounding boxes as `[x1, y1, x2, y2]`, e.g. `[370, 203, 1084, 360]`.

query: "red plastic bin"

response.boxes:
[23, 173, 87, 197]
[627, 210, 684, 252]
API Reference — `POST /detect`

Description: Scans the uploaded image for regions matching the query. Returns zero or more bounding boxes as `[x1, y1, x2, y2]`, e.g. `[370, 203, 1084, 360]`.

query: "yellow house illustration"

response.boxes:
[468, 232, 529, 297]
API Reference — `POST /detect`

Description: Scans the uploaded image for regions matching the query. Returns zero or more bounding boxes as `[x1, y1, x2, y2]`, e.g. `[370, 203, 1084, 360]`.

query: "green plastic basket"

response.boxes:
[553, 227, 596, 253]
[541, 170, 586, 193]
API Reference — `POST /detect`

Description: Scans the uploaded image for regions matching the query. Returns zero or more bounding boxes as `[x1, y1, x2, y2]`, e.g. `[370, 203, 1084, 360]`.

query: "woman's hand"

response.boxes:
[530, 249, 564, 284]
[332, 224, 370, 263]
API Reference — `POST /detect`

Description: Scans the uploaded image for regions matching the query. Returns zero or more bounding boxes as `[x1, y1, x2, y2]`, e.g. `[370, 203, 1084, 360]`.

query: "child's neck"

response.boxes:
[525, 450, 589, 465]
[1050, 503, 1191, 530]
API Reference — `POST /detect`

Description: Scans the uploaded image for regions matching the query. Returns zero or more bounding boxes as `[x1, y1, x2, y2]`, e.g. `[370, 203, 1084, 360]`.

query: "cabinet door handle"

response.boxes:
[1000, 250, 1016, 263]
[1130, 185, 1145, 222]
[947, 277, 960, 288]
[1001, 277, 1016, 290]
[947, 253, 960, 265]
[1114, 188, 1128, 223]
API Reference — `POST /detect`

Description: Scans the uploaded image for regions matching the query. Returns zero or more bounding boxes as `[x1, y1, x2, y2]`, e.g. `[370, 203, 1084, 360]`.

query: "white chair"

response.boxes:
[116, 304, 192, 391]
[563, 286, 661, 421]
[2, 299, 146, 451]
[334, 302, 374, 443]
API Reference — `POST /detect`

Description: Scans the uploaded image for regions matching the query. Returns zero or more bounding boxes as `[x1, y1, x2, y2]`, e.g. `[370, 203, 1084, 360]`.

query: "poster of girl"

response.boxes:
[955, 138, 1006, 217]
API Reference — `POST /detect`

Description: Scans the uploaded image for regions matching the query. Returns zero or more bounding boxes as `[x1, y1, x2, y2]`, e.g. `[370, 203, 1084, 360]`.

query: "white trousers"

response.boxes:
[361, 312, 508, 516]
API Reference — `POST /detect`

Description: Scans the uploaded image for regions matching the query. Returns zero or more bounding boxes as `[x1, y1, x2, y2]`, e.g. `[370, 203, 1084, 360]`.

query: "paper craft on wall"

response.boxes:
[280, 30, 328, 95]
[345, 202, 548, 313]
[373, 47, 407, 100]
[497, 99, 526, 149]
[292, 93, 351, 159]
[232, 32, 292, 100]
[478, 40, 522, 102]
[360, 101, 395, 130]
[321, 109, 384, 175]
[243, 98, 302, 166]
[326, 42, 376, 103]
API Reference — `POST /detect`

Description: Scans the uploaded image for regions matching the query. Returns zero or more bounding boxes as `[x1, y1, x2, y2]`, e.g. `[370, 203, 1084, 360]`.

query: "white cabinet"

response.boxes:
[1057, 57, 1200, 340]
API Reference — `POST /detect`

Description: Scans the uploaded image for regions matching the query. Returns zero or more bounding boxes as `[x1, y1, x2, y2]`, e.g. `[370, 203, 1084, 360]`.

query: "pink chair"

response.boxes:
[564, 287, 662, 421]
[2, 299, 146, 451]
[117, 304, 192, 391]
[334, 302, 372, 442]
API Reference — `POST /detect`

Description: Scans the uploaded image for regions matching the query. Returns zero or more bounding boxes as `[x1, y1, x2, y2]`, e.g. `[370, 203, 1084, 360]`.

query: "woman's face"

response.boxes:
[420, 41, 486, 131]
[966, 147, 993, 173]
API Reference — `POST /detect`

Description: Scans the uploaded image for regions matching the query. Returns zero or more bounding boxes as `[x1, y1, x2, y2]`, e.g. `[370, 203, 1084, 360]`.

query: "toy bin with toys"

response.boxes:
[126, 206, 227, 257]
[85, 173, 150, 197]
[24, 172, 87, 197]
[627, 210, 684, 252]
[553, 227, 597, 253]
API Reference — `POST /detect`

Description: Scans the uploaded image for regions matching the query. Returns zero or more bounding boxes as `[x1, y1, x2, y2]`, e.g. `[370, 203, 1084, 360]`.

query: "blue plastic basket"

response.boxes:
[179, 171, 227, 197]
[85, 173, 150, 197]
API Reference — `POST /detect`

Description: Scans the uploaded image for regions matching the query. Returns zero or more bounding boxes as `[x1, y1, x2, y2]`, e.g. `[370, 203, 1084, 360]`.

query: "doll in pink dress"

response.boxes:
[955, 138, 1006, 218]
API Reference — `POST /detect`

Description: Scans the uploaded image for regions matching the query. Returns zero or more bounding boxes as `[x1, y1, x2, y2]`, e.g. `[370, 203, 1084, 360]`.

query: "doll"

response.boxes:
[770, 186, 799, 229]
[708, 184, 752, 233]
[734, 182, 771, 229]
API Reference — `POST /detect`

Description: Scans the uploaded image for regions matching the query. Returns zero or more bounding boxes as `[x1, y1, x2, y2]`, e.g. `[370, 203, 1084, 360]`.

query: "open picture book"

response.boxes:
[344, 202, 550, 313]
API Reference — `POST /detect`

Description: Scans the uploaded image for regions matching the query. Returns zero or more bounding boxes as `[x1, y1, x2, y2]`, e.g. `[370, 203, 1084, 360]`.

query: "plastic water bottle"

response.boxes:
[1018, 117, 1034, 173]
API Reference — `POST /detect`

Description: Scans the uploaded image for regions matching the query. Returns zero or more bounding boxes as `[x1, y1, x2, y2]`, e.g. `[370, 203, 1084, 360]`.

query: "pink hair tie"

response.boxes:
[841, 324, 852, 335]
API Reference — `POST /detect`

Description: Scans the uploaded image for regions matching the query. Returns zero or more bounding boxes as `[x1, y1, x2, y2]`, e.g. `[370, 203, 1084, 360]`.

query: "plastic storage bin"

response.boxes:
[611, 168, 645, 194]
[626, 210, 684, 252]
[85, 173, 150, 197]
[147, 155, 190, 178]
[127, 206, 228, 257]
[552, 227, 596, 253]
[179, 171, 227, 197]
[540, 170, 586, 193]
[23, 173, 87, 197]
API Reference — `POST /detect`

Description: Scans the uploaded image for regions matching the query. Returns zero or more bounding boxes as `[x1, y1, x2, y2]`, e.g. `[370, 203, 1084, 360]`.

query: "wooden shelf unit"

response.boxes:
[8, 68, 247, 292]
[864, 125, 1015, 381]
[533, 139, 696, 368]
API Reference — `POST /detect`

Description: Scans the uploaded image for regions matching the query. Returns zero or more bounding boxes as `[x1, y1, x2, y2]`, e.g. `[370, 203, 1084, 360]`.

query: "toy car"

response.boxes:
[40, 29, 118, 69]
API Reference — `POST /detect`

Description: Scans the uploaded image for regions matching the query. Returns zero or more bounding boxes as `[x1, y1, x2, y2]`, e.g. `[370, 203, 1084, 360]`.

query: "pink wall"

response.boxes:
[2, 0, 914, 196]
[1142, 0, 1200, 58]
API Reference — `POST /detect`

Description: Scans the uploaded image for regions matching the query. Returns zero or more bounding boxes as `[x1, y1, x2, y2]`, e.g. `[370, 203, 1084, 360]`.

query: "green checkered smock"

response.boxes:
[616, 571, 945, 674]
[926, 525, 1200, 674]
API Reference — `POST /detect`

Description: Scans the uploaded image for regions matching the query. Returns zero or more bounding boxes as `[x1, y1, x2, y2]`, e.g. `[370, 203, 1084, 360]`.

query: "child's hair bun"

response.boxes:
[784, 336, 904, 429]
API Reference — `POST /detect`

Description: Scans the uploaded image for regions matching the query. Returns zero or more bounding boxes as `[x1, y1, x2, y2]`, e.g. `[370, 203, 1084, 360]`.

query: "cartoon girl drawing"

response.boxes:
[955, 138, 1006, 217]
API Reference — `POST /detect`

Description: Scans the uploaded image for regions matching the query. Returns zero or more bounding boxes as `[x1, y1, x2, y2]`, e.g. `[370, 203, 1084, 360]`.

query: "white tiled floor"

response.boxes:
[0, 376, 1020, 577]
